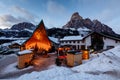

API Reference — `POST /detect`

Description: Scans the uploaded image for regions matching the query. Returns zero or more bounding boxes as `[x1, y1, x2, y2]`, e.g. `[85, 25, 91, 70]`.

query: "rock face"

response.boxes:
[0, 22, 35, 37]
[63, 12, 115, 34]
[63, 12, 84, 29]
[11, 22, 36, 30]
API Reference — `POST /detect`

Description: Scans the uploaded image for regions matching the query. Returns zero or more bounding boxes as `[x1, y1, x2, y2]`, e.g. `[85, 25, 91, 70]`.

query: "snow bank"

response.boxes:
[15, 46, 120, 80]
[72, 46, 120, 72]
[107, 46, 120, 58]
[52, 72, 118, 80]
[72, 53, 120, 72]
[2, 62, 18, 73]
[0, 54, 32, 74]
[17, 67, 73, 80]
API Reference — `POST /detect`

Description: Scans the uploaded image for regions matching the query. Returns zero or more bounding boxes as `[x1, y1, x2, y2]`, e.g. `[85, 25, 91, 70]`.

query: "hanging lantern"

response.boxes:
[82, 49, 89, 60]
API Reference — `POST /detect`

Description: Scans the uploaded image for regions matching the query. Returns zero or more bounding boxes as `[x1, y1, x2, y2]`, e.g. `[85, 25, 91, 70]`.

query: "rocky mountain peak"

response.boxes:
[11, 22, 36, 31]
[63, 12, 84, 29]
[93, 19, 101, 24]
[71, 12, 83, 20]
[63, 12, 115, 34]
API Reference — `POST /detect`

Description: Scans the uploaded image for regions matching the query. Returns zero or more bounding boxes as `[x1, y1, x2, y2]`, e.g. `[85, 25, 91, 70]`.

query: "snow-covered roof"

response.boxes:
[18, 50, 33, 55]
[49, 37, 59, 44]
[60, 35, 84, 41]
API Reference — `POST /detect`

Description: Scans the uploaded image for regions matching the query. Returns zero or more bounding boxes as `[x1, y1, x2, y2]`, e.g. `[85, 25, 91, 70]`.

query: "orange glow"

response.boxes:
[65, 47, 71, 51]
[21, 20, 51, 52]
[82, 50, 89, 60]
[58, 48, 64, 51]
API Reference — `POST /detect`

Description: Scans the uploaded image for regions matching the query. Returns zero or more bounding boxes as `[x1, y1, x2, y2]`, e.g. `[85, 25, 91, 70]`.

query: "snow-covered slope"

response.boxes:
[16, 46, 120, 80]
[17, 67, 73, 80]
[72, 46, 120, 73]
[49, 37, 59, 44]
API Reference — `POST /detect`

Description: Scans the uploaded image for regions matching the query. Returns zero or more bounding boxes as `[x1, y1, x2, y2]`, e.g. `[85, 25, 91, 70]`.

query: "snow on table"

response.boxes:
[18, 50, 33, 55]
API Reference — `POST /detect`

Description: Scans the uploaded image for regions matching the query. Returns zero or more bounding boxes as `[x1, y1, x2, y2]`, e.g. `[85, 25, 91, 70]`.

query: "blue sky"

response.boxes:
[0, 0, 120, 34]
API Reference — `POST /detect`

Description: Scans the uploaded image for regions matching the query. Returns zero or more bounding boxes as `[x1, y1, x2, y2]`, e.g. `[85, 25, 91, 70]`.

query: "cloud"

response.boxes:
[45, 0, 71, 28]
[0, 14, 28, 23]
[95, 8, 119, 23]
[93, 0, 120, 22]
[0, 14, 29, 29]
[0, 5, 39, 29]
[11, 6, 38, 23]
[93, 0, 120, 33]
[47, 1, 66, 15]
[22, 0, 27, 1]
[0, 23, 12, 29]
[0, 2, 6, 10]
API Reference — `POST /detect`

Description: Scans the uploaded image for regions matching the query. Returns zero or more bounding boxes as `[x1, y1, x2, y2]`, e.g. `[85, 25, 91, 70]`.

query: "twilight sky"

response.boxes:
[0, 0, 120, 33]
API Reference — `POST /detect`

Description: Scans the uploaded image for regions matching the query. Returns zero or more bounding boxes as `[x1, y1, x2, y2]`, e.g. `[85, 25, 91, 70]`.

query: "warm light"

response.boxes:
[65, 47, 71, 51]
[21, 20, 52, 52]
[58, 48, 64, 51]
[82, 50, 89, 60]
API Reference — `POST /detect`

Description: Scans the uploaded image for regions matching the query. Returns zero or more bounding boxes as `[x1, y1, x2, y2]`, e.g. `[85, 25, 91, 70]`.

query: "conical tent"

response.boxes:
[21, 20, 51, 51]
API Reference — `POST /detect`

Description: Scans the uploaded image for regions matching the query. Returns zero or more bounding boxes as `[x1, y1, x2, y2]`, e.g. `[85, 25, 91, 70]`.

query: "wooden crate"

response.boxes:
[17, 50, 34, 69]
[67, 52, 82, 67]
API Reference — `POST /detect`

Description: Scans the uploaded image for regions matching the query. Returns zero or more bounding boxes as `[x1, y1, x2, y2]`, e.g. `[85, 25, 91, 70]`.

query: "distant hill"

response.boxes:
[47, 28, 79, 38]
[0, 22, 36, 38]
[11, 22, 36, 30]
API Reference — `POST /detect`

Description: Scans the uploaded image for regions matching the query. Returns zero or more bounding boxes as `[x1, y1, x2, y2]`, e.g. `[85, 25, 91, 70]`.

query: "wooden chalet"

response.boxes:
[20, 20, 52, 52]
[17, 20, 52, 69]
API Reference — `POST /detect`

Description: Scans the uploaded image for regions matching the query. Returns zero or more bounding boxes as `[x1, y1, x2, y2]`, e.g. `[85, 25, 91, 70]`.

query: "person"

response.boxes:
[55, 58, 61, 66]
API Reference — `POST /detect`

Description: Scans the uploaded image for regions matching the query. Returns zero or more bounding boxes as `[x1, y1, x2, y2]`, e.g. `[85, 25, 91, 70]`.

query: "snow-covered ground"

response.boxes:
[0, 54, 34, 79]
[15, 46, 120, 80]
[0, 53, 57, 79]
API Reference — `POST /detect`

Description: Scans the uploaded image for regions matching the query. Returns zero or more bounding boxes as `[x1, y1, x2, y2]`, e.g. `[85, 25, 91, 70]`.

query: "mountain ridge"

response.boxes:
[0, 12, 120, 39]
[63, 12, 115, 34]
[11, 22, 36, 30]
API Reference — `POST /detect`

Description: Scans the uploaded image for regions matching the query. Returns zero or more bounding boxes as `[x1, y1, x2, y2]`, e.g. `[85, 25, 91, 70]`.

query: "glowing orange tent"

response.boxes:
[20, 20, 51, 52]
